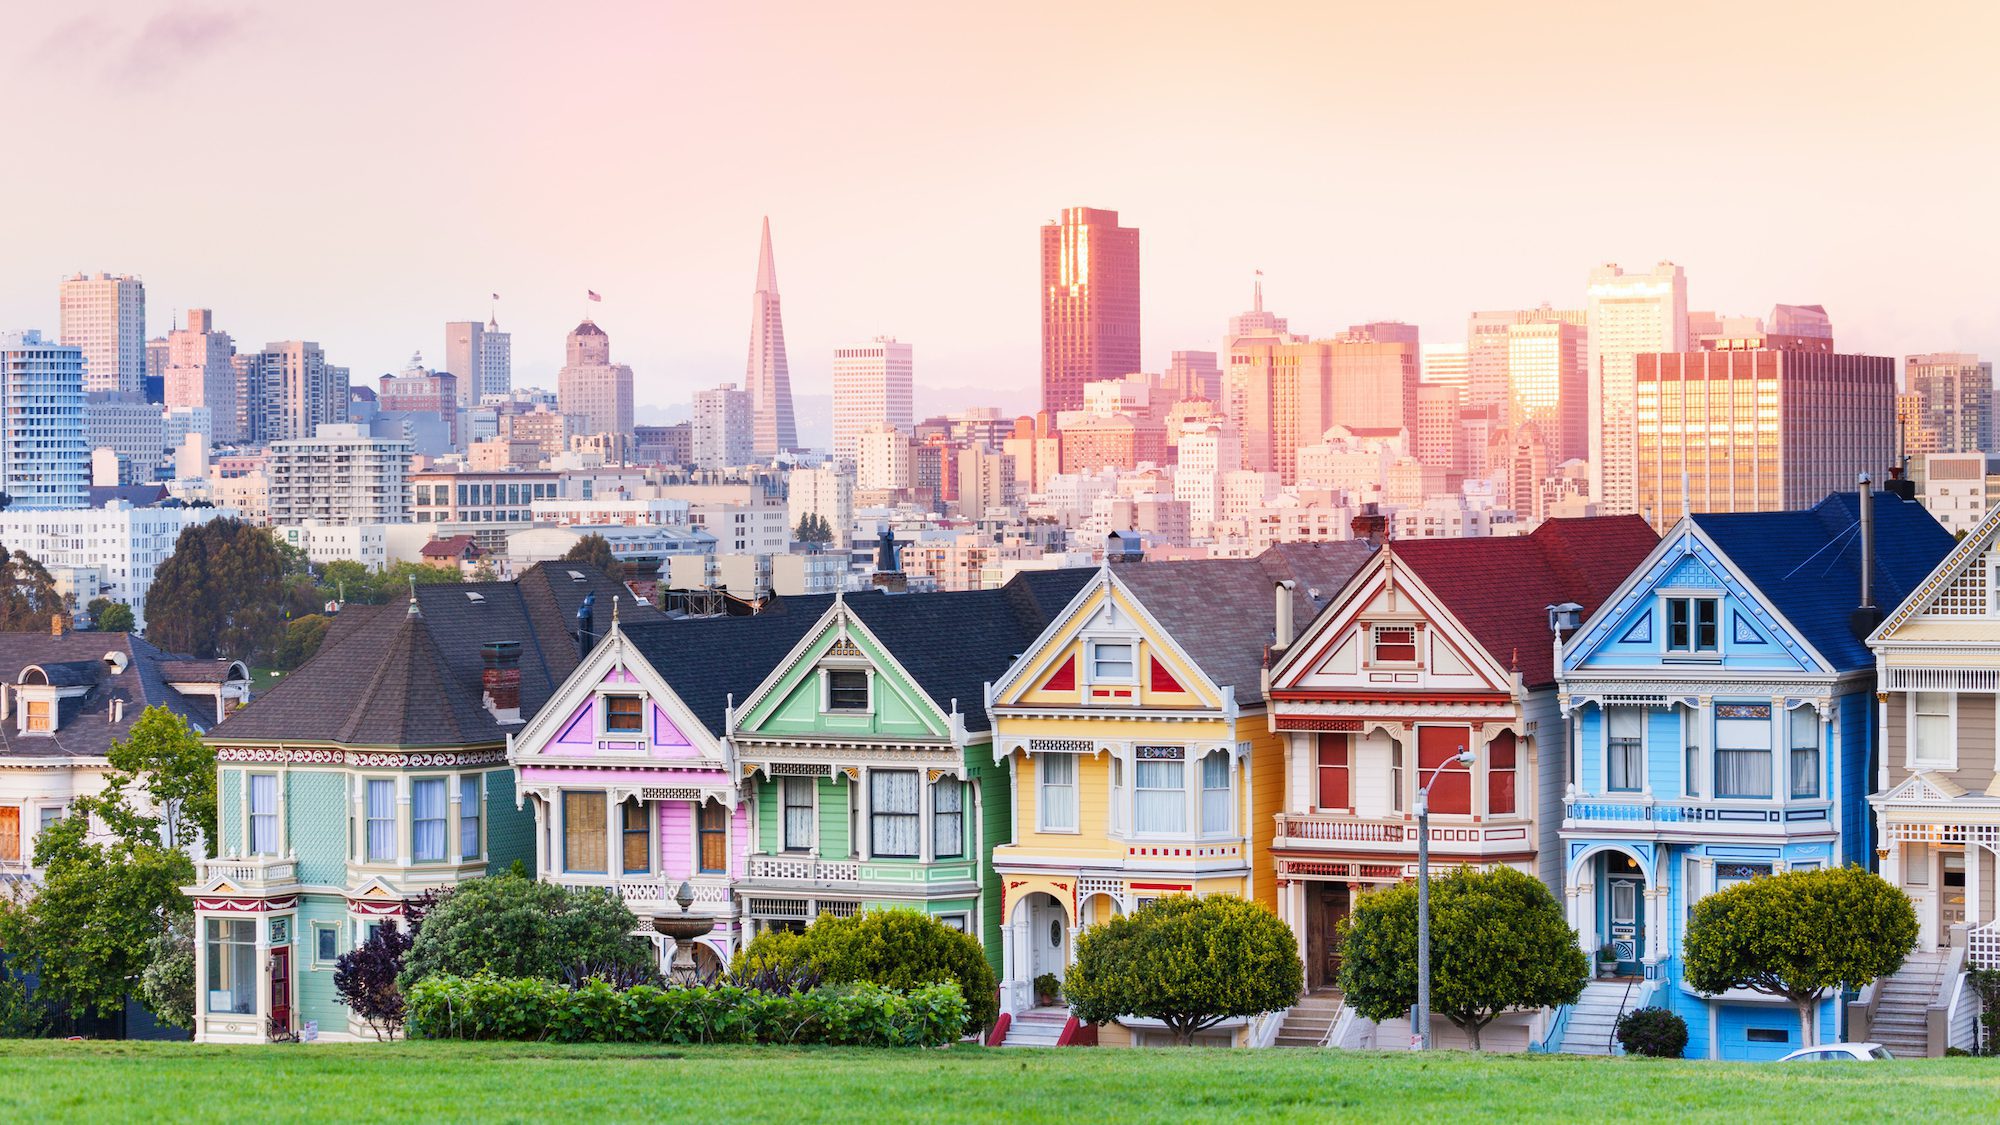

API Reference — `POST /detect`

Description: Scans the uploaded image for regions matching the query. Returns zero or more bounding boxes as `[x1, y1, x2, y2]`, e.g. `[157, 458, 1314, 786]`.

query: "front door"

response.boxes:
[268, 944, 292, 1036]
[1028, 895, 1067, 990]
[1309, 884, 1350, 990]
[1941, 852, 1967, 942]
[1608, 875, 1644, 975]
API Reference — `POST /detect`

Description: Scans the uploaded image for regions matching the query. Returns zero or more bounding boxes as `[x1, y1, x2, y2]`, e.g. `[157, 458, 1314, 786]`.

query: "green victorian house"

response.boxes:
[186, 563, 652, 1042]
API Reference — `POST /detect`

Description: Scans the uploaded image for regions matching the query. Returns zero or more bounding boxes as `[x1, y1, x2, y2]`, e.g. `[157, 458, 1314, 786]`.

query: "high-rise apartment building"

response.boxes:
[855, 422, 912, 492]
[247, 341, 348, 443]
[1413, 382, 1464, 476]
[787, 464, 854, 546]
[58, 273, 146, 396]
[1230, 333, 1418, 486]
[165, 309, 238, 442]
[1041, 206, 1140, 414]
[480, 316, 512, 399]
[691, 383, 754, 470]
[831, 337, 914, 463]
[555, 320, 634, 439]
[1634, 342, 1893, 529]
[266, 424, 412, 525]
[0, 331, 89, 510]
[745, 217, 798, 457]
[1505, 319, 1587, 462]
[377, 356, 461, 448]
[1905, 352, 1992, 454]
[1225, 275, 1288, 344]
[1587, 262, 1688, 515]
[445, 320, 485, 408]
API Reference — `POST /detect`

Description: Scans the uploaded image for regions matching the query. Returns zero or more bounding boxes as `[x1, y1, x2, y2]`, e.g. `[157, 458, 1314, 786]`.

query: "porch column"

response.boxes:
[1567, 875, 1594, 955]
[1285, 880, 1306, 969]
[855, 769, 871, 861]
[448, 780, 463, 865]
[254, 915, 272, 1035]
[1881, 832, 1902, 888]
[1969, 842, 1984, 934]
[394, 774, 412, 867]
[1645, 883, 1670, 968]
[603, 793, 620, 883]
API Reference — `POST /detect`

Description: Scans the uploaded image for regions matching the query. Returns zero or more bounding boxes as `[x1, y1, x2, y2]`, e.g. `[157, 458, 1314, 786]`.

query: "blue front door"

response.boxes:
[1607, 875, 1644, 974]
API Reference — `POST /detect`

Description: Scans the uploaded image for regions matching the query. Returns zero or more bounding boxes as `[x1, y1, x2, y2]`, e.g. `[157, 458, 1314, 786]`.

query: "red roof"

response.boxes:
[1387, 516, 1658, 689]
[420, 535, 480, 559]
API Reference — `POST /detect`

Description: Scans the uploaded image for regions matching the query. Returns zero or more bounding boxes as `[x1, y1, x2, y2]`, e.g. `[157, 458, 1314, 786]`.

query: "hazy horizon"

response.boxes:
[5, 1, 1996, 417]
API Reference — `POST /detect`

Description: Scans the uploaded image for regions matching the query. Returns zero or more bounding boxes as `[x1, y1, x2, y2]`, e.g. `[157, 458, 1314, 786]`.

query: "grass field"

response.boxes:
[0, 1041, 1993, 1122]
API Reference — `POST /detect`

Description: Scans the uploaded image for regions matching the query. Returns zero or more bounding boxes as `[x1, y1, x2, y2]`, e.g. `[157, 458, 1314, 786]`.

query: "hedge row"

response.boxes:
[405, 974, 969, 1047]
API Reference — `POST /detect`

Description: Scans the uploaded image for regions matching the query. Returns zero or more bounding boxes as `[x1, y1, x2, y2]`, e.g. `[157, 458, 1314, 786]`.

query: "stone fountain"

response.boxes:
[651, 881, 717, 985]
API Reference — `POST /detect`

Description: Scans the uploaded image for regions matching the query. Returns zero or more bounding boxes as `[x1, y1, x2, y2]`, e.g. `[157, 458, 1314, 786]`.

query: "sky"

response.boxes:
[4, 1, 1997, 419]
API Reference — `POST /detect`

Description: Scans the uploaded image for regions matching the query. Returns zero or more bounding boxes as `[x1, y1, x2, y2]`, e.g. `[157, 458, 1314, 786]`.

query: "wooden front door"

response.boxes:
[268, 945, 292, 1036]
[1608, 875, 1644, 974]
[1310, 883, 1350, 989]
[1941, 851, 1967, 942]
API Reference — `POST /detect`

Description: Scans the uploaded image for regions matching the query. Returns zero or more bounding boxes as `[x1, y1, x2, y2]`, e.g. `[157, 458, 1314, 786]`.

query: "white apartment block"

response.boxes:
[832, 338, 914, 463]
[266, 424, 411, 525]
[1173, 420, 1240, 533]
[59, 273, 146, 396]
[788, 464, 855, 542]
[84, 395, 166, 468]
[854, 422, 911, 491]
[1586, 261, 1687, 515]
[164, 406, 214, 456]
[274, 522, 391, 571]
[1920, 451, 1989, 536]
[527, 496, 693, 527]
[692, 383, 754, 469]
[248, 341, 349, 443]
[0, 330, 89, 510]
[0, 501, 237, 627]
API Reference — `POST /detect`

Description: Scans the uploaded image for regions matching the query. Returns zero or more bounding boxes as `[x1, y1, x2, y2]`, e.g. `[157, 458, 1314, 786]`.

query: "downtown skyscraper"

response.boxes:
[745, 217, 798, 458]
[832, 337, 914, 463]
[1041, 207, 1140, 415]
[59, 272, 146, 396]
[1587, 261, 1687, 515]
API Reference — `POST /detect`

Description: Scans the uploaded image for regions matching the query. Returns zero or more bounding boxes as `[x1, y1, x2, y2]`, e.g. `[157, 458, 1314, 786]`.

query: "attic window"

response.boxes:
[826, 669, 870, 712]
[605, 695, 643, 732]
[1372, 626, 1418, 664]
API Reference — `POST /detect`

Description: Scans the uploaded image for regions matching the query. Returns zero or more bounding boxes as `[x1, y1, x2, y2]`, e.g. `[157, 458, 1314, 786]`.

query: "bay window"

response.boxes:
[1038, 753, 1077, 831]
[781, 777, 815, 852]
[563, 791, 607, 873]
[1788, 710, 1821, 799]
[1911, 692, 1952, 767]
[698, 800, 728, 873]
[412, 778, 447, 862]
[1134, 747, 1186, 834]
[1200, 750, 1231, 835]
[1715, 706, 1773, 799]
[871, 770, 920, 858]
[1417, 727, 1471, 815]
[1316, 734, 1350, 810]
[1607, 710, 1644, 792]
[205, 918, 257, 1015]
[248, 774, 278, 856]
[621, 799, 649, 873]
[933, 776, 964, 859]
[365, 779, 395, 862]
[1487, 732, 1517, 816]
[459, 775, 482, 859]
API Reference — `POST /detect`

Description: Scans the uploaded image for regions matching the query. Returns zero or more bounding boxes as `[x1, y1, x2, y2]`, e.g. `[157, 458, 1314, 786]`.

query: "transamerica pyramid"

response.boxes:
[745, 216, 798, 457]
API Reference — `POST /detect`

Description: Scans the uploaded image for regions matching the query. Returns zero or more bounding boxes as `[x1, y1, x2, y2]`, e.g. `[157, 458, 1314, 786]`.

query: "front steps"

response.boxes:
[1868, 948, 1953, 1058]
[1558, 978, 1639, 1055]
[1271, 992, 1344, 1047]
[1002, 1006, 1070, 1047]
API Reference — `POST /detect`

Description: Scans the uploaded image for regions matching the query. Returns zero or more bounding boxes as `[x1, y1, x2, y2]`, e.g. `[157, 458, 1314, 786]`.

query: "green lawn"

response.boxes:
[0, 1041, 1992, 1122]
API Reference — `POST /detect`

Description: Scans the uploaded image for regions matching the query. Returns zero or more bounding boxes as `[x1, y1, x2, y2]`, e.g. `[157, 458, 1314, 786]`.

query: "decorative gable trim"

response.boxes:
[987, 566, 1228, 718]
[1879, 770, 1969, 804]
[1874, 504, 2000, 640]
[1267, 549, 1513, 695]
[506, 624, 722, 769]
[728, 600, 956, 744]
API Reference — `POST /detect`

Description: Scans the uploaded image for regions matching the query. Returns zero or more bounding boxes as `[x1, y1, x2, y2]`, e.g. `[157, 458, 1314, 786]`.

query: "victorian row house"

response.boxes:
[187, 564, 643, 1042]
[1557, 488, 1953, 1059]
[1263, 516, 1658, 1049]
[985, 544, 1375, 1042]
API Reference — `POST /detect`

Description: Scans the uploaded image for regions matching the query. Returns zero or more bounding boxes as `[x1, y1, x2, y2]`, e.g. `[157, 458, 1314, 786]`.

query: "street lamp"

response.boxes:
[1415, 746, 1476, 1051]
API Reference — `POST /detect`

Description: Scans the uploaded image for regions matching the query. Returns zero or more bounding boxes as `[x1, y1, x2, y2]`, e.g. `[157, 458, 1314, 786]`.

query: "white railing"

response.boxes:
[1968, 919, 2000, 970]
[1564, 796, 1830, 834]
[199, 856, 299, 887]
[1276, 814, 1404, 844]
[746, 855, 861, 884]
[1247, 1007, 1285, 1049]
[556, 877, 732, 907]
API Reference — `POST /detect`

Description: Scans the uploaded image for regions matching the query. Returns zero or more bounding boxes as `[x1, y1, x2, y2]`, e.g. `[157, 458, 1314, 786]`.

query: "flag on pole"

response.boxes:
[587, 290, 602, 302]
[491, 292, 500, 300]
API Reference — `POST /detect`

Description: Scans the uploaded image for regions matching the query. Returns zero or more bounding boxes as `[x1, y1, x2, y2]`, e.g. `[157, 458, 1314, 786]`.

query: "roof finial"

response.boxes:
[406, 577, 422, 619]
[612, 594, 621, 630]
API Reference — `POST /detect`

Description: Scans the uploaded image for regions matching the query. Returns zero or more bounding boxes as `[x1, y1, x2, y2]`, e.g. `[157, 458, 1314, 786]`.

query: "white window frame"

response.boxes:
[599, 692, 646, 738]
[458, 773, 483, 861]
[1037, 752, 1079, 833]
[561, 789, 610, 875]
[618, 796, 654, 876]
[1907, 690, 1956, 770]
[1661, 592, 1722, 657]
[311, 920, 342, 969]
[247, 772, 280, 857]
[1087, 639, 1137, 685]
[1132, 747, 1187, 837]
[1199, 748, 1233, 837]
[932, 775, 965, 860]
[362, 776, 397, 864]
[1606, 709, 1644, 793]
[410, 775, 449, 864]
[1787, 707, 1822, 800]
[822, 667, 873, 714]
[1369, 623, 1420, 666]
[780, 776, 816, 853]
[937, 912, 969, 933]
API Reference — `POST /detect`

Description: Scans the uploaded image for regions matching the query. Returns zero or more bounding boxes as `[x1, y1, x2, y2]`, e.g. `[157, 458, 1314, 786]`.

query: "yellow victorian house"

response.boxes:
[985, 543, 1374, 1041]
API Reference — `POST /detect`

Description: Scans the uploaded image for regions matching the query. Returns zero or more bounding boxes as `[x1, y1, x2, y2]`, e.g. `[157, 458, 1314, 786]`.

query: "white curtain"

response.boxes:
[459, 775, 481, 859]
[1715, 716, 1772, 798]
[783, 777, 815, 850]
[249, 774, 277, 855]
[412, 778, 446, 862]
[1040, 754, 1077, 831]
[1135, 759, 1185, 834]
[871, 770, 921, 857]
[1607, 709, 1643, 791]
[1789, 713, 1820, 798]
[1200, 751, 1231, 834]
[366, 779, 396, 861]
[932, 777, 963, 858]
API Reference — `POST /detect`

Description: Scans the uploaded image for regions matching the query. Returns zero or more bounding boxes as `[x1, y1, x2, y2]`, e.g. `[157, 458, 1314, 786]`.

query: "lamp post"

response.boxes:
[1415, 746, 1476, 1051]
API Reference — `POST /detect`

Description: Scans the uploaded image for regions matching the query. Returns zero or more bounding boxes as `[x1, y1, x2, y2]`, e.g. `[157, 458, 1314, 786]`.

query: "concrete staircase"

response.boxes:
[1868, 948, 1953, 1058]
[1001, 1006, 1070, 1047]
[1271, 992, 1344, 1048]
[1558, 978, 1639, 1055]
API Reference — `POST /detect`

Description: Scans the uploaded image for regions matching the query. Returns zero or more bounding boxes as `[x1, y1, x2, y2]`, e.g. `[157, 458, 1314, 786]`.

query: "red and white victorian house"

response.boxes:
[1262, 517, 1658, 1044]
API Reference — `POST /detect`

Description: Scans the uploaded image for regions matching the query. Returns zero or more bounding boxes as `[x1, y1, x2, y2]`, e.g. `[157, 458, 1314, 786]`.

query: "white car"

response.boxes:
[1777, 1042, 1895, 1062]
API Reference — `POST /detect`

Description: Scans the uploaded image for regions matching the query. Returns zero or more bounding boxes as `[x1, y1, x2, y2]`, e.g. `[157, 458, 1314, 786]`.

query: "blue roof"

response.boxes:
[1692, 492, 1954, 671]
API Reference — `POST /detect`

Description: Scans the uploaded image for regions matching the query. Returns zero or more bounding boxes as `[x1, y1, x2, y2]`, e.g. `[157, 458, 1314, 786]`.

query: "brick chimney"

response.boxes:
[481, 641, 523, 724]
[50, 613, 67, 637]
[1350, 503, 1388, 548]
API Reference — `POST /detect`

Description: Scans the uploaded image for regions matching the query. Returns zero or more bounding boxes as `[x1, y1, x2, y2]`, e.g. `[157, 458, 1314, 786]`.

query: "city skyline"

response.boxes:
[3, 2, 1996, 417]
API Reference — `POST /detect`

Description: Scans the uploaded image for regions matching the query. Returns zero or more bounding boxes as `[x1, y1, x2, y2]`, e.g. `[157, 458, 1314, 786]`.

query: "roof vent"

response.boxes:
[466, 591, 486, 604]
[103, 651, 129, 675]
[567, 569, 587, 582]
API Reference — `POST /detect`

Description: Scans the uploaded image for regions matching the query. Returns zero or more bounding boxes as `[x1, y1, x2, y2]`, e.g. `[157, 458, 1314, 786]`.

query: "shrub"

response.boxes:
[401, 874, 651, 988]
[727, 910, 996, 1030]
[336, 923, 417, 1040]
[1614, 1006, 1688, 1058]
[0, 970, 50, 1039]
[404, 973, 969, 1047]
[137, 911, 196, 1031]
[1065, 894, 1302, 1045]
[729, 929, 811, 979]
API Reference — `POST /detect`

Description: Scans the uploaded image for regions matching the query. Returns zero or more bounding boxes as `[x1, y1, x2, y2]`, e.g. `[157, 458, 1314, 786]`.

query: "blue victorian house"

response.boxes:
[1553, 487, 1952, 1059]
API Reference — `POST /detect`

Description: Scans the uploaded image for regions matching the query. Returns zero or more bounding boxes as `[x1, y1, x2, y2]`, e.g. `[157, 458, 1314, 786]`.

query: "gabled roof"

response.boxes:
[0, 633, 241, 760]
[1694, 492, 1951, 671]
[1387, 516, 1659, 689]
[1108, 541, 1378, 704]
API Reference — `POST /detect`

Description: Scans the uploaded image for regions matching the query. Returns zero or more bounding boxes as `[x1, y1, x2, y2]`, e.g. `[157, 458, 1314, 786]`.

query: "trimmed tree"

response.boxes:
[1340, 865, 1587, 1049]
[95, 602, 136, 633]
[1064, 894, 1302, 1045]
[399, 874, 650, 988]
[561, 534, 618, 575]
[1681, 865, 1916, 1046]
[801, 908, 997, 1031]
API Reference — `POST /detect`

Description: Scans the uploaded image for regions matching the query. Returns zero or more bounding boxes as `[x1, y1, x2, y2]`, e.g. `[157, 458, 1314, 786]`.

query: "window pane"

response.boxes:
[366, 779, 395, 861]
[871, 770, 921, 857]
[1373, 626, 1417, 663]
[1488, 732, 1517, 815]
[828, 670, 869, 711]
[606, 695, 643, 732]
[563, 791, 607, 873]
[698, 801, 728, 873]
[1716, 751, 1772, 798]
[1316, 735, 1349, 809]
[459, 776, 481, 859]
[206, 918, 257, 1015]
[933, 777, 963, 859]
[1135, 759, 1185, 834]
[1608, 709, 1643, 792]
[1040, 753, 1076, 831]
[1667, 599, 1690, 649]
[1417, 728, 1471, 814]
[412, 779, 446, 862]
[1694, 599, 1718, 650]
[0, 807, 17, 863]
[1200, 751, 1230, 834]
[782, 777, 815, 851]
[249, 774, 278, 855]
[622, 800, 649, 873]
[1092, 643, 1134, 680]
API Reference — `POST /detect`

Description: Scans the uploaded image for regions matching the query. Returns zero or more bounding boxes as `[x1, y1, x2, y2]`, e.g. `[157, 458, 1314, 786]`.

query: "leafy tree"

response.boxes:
[399, 874, 650, 988]
[0, 969, 51, 1038]
[276, 614, 332, 671]
[315, 559, 374, 605]
[1339, 866, 1586, 1050]
[106, 706, 218, 857]
[375, 560, 463, 602]
[270, 533, 312, 577]
[145, 519, 287, 660]
[794, 513, 834, 547]
[809, 908, 997, 1030]
[335, 922, 416, 1040]
[95, 603, 135, 633]
[1064, 894, 1302, 1045]
[138, 910, 196, 1032]
[470, 559, 497, 582]
[561, 533, 618, 575]
[1682, 865, 1916, 1046]
[0, 545, 64, 633]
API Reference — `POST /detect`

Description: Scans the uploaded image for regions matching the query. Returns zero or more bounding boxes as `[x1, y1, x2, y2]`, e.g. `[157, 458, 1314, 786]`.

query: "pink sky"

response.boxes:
[4, 1, 1996, 416]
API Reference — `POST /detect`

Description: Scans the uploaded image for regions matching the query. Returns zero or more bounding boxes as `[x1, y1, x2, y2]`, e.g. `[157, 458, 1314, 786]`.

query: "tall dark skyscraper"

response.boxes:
[1040, 206, 1140, 415]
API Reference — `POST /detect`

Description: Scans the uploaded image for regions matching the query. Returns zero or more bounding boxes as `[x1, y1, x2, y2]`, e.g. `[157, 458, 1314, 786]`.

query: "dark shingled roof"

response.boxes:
[1693, 492, 1954, 671]
[0, 633, 241, 760]
[1113, 542, 1379, 705]
[212, 563, 656, 747]
[1388, 516, 1660, 689]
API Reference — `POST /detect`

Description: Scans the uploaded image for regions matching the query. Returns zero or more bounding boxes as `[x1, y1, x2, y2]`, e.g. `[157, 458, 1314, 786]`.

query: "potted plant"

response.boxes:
[1597, 945, 1618, 978]
[1034, 972, 1062, 1007]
